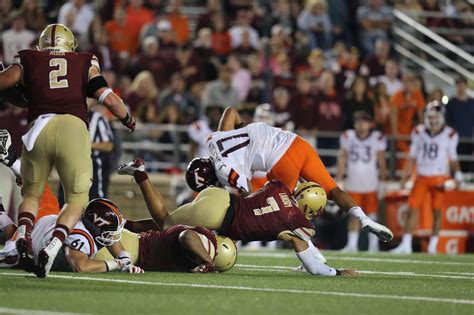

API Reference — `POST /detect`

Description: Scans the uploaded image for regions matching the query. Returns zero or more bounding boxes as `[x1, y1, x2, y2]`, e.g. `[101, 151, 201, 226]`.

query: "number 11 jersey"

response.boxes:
[207, 123, 297, 192]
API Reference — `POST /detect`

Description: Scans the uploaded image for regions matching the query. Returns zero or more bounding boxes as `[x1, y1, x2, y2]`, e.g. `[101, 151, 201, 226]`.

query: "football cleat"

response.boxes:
[0, 129, 17, 167]
[118, 158, 145, 176]
[16, 237, 36, 273]
[361, 218, 393, 242]
[35, 237, 63, 278]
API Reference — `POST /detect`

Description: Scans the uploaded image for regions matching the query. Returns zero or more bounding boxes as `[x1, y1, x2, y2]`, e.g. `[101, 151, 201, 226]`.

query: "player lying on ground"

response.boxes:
[0, 198, 143, 273]
[186, 106, 393, 244]
[391, 101, 463, 254]
[119, 158, 358, 276]
[0, 23, 136, 278]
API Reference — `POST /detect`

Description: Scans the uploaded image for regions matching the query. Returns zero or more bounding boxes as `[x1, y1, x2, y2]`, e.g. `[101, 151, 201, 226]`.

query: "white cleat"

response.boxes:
[35, 237, 63, 278]
[340, 245, 358, 253]
[313, 246, 327, 264]
[390, 243, 413, 254]
[118, 158, 145, 176]
[361, 218, 393, 242]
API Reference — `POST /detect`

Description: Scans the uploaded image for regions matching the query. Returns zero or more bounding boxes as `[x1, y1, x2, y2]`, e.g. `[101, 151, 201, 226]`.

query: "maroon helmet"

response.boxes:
[82, 198, 125, 247]
[185, 157, 218, 192]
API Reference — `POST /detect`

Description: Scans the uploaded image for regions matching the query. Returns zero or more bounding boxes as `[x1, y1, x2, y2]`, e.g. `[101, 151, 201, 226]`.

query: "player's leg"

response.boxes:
[364, 192, 380, 252]
[341, 192, 362, 253]
[164, 187, 230, 230]
[428, 177, 447, 254]
[36, 115, 92, 278]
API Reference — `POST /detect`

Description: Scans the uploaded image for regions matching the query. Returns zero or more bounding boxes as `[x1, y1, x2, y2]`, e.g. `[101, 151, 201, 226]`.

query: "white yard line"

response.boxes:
[239, 252, 474, 266]
[0, 307, 88, 315]
[1, 272, 473, 306]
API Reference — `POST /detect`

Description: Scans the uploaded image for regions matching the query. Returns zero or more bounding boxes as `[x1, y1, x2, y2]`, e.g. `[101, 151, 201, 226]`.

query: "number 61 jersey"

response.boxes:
[409, 125, 459, 176]
[207, 123, 297, 192]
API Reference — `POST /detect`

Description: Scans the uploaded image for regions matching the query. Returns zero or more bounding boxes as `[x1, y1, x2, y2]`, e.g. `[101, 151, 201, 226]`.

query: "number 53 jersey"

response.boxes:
[207, 123, 297, 192]
[409, 125, 459, 176]
[340, 130, 387, 193]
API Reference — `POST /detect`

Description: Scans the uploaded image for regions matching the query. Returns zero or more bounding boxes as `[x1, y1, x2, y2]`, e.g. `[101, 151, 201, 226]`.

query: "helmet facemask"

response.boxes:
[95, 219, 125, 247]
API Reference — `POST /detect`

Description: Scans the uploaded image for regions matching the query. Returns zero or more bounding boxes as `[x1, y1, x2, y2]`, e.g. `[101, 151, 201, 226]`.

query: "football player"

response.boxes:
[0, 23, 136, 277]
[391, 101, 463, 254]
[118, 158, 358, 276]
[0, 198, 143, 273]
[187, 106, 393, 243]
[336, 111, 387, 252]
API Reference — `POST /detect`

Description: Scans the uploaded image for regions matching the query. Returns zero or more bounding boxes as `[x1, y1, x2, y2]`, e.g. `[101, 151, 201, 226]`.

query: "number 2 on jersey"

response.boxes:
[49, 58, 69, 89]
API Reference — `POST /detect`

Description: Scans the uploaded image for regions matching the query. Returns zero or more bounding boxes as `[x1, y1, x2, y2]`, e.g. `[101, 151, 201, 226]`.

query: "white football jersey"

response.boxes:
[340, 130, 387, 192]
[207, 123, 297, 191]
[31, 215, 99, 261]
[409, 125, 458, 176]
[188, 120, 213, 158]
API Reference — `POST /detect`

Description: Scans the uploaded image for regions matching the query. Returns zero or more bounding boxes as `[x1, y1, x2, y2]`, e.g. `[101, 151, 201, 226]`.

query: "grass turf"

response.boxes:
[1, 250, 473, 315]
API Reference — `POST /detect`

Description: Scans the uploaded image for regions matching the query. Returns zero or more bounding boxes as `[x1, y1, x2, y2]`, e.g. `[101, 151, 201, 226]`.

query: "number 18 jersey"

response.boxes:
[409, 125, 458, 176]
[207, 123, 297, 192]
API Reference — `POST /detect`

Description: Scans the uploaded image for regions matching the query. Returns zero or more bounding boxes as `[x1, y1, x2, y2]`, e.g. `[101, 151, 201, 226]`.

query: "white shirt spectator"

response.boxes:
[228, 26, 260, 49]
[1, 28, 35, 65]
[377, 75, 403, 96]
[58, 0, 94, 38]
[231, 68, 252, 102]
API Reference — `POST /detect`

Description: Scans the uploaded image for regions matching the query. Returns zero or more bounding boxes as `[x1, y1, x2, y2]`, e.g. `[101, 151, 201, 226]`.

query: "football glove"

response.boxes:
[191, 262, 216, 273]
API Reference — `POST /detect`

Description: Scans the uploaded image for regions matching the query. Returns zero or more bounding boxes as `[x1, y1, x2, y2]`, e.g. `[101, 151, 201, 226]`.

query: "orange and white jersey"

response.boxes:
[340, 130, 386, 192]
[409, 125, 458, 176]
[207, 123, 297, 191]
[32, 215, 99, 260]
[188, 120, 213, 158]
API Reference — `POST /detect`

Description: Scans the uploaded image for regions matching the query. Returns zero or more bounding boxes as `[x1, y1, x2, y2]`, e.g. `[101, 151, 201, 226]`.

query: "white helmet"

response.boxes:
[213, 236, 237, 272]
[293, 182, 327, 220]
[424, 100, 445, 131]
[253, 103, 276, 126]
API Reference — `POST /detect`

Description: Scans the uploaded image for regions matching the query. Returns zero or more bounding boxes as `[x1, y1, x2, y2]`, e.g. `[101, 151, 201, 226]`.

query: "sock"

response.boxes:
[307, 240, 326, 263]
[401, 234, 412, 246]
[17, 212, 36, 239]
[11, 160, 21, 177]
[349, 206, 369, 221]
[296, 247, 337, 276]
[347, 231, 359, 249]
[428, 236, 439, 250]
[134, 171, 148, 184]
[52, 224, 70, 243]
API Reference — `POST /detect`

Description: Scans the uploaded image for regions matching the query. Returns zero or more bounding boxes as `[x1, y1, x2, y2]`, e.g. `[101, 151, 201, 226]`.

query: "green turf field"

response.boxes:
[1, 250, 473, 315]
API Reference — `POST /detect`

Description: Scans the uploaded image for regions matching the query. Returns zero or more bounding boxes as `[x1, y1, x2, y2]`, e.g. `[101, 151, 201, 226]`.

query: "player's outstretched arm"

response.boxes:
[0, 64, 22, 90]
[179, 229, 215, 273]
[65, 247, 108, 273]
[218, 106, 244, 131]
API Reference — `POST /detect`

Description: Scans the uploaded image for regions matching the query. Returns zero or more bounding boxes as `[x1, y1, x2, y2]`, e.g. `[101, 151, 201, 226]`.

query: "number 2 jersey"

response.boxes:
[207, 123, 297, 192]
[340, 130, 387, 193]
[220, 180, 315, 242]
[14, 49, 99, 124]
[409, 125, 459, 176]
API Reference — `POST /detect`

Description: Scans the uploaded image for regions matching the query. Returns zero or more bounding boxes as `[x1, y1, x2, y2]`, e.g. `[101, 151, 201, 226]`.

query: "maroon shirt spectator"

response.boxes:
[360, 38, 390, 80]
[134, 36, 168, 88]
[316, 71, 344, 132]
[290, 75, 318, 132]
[166, 43, 203, 88]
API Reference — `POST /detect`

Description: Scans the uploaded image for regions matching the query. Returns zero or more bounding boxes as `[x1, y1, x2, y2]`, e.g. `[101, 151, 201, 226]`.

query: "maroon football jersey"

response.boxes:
[16, 50, 96, 124]
[224, 180, 315, 242]
[138, 225, 217, 272]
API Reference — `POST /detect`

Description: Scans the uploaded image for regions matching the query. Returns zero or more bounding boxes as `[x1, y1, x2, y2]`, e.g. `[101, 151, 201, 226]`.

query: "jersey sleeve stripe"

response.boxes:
[71, 229, 95, 255]
[228, 169, 239, 187]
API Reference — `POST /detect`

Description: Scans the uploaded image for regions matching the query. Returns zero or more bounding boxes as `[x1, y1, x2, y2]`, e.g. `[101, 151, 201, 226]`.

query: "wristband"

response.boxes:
[121, 112, 131, 125]
[454, 171, 463, 182]
[98, 88, 113, 104]
[105, 260, 118, 271]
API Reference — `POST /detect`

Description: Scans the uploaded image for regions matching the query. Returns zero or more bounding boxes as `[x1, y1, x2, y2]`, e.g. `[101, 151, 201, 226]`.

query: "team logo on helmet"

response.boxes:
[185, 157, 218, 192]
[293, 182, 327, 220]
[82, 198, 125, 247]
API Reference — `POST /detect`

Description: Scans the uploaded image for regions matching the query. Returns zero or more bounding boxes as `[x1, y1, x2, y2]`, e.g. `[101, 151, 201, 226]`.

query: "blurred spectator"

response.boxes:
[395, 0, 423, 19]
[229, 10, 260, 49]
[446, 77, 474, 172]
[307, 49, 326, 88]
[272, 53, 295, 92]
[327, 0, 350, 44]
[428, 87, 443, 102]
[166, 0, 190, 45]
[289, 74, 318, 144]
[331, 44, 360, 93]
[155, 103, 183, 164]
[228, 54, 252, 102]
[160, 72, 200, 125]
[126, 0, 154, 37]
[16, 0, 46, 32]
[89, 27, 116, 71]
[188, 106, 223, 158]
[58, 0, 94, 48]
[356, 0, 392, 54]
[343, 76, 374, 130]
[194, 28, 219, 82]
[422, 0, 448, 28]
[168, 42, 203, 88]
[247, 53, 265, 104]
[125, 70, 159, 118]
[134, 36, 167, 88]
[377, 59, 402, 96]
[211, 14, 232, 59]
[360, 38, 390, 79]
[105, 8, 136, 58]
[202, 65, 240, 110]
[316, 71, 344, 165]
[297, 0, 332, 50]
[1, 14, 35, 65]
[267, 0, 296, 36]
[414, 74, 428, 101]
[390, 73, 425, 168]
[0, 0, 13, 31]
[272, 87, 294, 131]
[373, 81, 391, 133]
[233, 28, 258, 58]
[197, 0, 222, 30]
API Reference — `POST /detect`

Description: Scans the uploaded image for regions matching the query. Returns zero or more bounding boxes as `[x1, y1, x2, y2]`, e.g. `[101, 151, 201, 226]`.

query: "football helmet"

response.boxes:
[293, 182, 327, 220]
[82, 198, 125, 247]
[424, 100, 445, 131]
[38, 24, 77, 52]
[213, 236, 237, 272]
[185, 157, 218, 192]
[253, 103, 276, 126]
